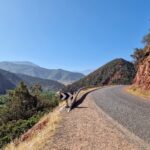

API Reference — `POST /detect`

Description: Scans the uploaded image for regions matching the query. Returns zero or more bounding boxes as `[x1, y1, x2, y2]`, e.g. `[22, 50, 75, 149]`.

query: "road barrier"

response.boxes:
[58, 86, 115, 112]
[58, 87, 86, 112]
[68, 87, 85, 112]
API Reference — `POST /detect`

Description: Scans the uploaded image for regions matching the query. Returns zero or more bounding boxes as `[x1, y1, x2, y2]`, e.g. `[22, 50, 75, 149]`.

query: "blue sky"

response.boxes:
[0, 0, 150, 71]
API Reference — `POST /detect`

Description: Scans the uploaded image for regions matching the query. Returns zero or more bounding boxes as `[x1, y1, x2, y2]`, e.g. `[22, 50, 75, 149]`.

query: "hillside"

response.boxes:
[17, 74, 65, 91]
[64, 58, 136, 92]
[0, 61, 84, 84]
[0, 69, 64, 94]
[0, 69, 21, 94]
[0, 73, 16, 94]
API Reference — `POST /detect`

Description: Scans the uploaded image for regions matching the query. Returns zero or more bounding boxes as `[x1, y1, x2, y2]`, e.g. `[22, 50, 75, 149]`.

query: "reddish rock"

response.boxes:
[133, 47, 150, 90]
[20, 119, 48, 142]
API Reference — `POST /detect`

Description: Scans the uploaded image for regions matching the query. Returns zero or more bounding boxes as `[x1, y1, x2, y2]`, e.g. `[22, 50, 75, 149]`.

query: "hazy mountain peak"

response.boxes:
[0, 61, 85, 84]
[0, 61, 39, 67]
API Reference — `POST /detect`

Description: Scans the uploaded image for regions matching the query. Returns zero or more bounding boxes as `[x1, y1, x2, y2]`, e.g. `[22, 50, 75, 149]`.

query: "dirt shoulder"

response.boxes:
[126, 86, 150, 100]
[41, 90, 149, 150]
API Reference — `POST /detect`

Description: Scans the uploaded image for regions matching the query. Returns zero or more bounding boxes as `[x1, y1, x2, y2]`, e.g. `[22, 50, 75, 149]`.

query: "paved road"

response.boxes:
[89, 85, 150, 144]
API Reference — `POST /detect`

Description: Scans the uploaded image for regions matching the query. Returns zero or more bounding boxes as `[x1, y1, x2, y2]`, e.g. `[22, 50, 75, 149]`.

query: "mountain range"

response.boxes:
[0, 61, 85, 84]
[0, 68, 65, 94]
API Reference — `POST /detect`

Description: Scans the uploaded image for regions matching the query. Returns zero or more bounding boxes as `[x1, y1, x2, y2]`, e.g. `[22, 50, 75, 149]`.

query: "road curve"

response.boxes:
[89, 85, 150, 144]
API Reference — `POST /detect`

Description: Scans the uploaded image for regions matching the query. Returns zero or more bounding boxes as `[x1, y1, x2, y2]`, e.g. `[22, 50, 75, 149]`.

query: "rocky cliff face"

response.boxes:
[133, 47, 150, 90]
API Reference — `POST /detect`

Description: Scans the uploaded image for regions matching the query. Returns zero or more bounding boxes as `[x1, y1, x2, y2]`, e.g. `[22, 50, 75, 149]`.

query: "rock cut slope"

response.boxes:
[133, 47, 150, 90]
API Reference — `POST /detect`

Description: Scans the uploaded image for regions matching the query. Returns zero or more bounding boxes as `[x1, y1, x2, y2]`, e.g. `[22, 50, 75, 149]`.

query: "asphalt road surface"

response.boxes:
[89, 85, 150, 144]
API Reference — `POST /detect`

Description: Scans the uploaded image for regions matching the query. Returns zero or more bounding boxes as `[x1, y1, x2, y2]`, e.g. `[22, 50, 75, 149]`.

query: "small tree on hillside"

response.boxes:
[30, 84, 42, 97]
[131, 27, 150, 69]
[8, 81, 37, 120]
[131, 48, 145, 69]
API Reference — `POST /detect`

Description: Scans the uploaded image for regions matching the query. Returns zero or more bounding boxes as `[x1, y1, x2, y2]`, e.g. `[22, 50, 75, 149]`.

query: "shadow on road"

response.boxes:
[75, 106, 88, 109]
[72, 88, 99, 109]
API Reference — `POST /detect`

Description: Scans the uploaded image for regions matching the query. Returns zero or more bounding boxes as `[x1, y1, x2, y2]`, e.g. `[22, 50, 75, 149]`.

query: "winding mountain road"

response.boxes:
[89, 85, 150, 144]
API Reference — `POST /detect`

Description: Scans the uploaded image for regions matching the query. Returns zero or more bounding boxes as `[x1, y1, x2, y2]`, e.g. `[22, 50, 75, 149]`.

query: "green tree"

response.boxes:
[30, 84, 42, 96]
[8, 81, 37, 120]
[131, 48, 145, 69]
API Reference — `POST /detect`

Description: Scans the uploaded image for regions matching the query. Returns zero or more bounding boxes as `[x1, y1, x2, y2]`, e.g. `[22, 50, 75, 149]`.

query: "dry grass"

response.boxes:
[4, 102, 65, 150]
[126, 86, 150, 99]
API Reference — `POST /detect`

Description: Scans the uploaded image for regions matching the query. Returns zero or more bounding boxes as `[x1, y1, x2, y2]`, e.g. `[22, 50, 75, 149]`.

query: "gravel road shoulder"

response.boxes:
[41, 91, 149, 150]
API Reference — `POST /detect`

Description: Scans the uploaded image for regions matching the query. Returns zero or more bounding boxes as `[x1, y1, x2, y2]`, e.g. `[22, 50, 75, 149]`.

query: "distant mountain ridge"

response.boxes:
[0, 61, 84, 84]
[64, 58, 136, 92]
[10, 61, 39, 67]
[0, 69, 64, 94]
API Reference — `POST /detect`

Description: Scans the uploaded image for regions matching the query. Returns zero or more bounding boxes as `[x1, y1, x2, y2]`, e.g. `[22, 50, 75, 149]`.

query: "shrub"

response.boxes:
[36, 92, 59, 112]
[0, 114, 41, 148]
[0, 95, 9, 106]
[0, 82, 60, 149]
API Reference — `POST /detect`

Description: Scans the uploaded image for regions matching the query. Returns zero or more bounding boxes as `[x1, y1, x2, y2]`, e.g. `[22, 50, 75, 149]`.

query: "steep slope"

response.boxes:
[0, 73, 16, 94]
[17, 74, 64, 91]
[0, 69, 64, 94]
[133, 46, 150, 90]
[0, 62, 84, 84]
[0, 69, 21, 94]
[64, 58, 136, 92]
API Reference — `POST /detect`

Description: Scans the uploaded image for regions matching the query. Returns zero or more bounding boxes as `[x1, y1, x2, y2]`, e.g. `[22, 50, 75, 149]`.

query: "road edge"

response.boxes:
[88, 92, 150, 150]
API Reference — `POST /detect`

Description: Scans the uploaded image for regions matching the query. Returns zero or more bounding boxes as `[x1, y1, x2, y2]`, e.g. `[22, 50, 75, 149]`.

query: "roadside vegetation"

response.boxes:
[131, 28, 150, 69]
[127, 86, 150, 99]
[0, 81, 59, 149]
[5, 106, 61, 150]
